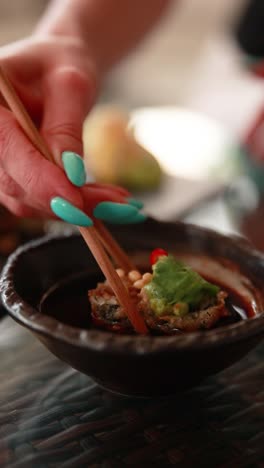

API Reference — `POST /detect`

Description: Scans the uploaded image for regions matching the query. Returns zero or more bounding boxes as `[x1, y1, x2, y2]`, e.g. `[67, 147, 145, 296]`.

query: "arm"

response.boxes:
[36, 0, 171, 74]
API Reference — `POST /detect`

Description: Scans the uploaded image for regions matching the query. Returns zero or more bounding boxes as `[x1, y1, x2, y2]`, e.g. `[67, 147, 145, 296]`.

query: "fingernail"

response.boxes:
[127, 197, 144, 209]
[123, 212, 147, 224]
[93, 201, 139, 223]
[62, 151, 86, 187]
[50, 196, 93, 227]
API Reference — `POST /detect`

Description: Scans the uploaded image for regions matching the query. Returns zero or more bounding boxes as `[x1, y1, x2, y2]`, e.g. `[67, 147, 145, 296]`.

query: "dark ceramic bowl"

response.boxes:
[1, 219, 264, 397]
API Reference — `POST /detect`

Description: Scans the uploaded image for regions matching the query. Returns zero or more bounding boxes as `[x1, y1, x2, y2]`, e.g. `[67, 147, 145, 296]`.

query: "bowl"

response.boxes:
[1, 219, 264, 397]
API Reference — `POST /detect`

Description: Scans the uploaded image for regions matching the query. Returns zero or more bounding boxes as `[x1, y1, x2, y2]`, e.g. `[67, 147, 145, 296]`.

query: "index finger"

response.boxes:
[0, 105, 84, 213]
[41, 66, 97, 165]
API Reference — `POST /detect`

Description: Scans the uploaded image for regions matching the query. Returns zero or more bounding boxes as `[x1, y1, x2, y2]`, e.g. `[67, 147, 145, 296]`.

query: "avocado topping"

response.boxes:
[143, 255, 220, 316]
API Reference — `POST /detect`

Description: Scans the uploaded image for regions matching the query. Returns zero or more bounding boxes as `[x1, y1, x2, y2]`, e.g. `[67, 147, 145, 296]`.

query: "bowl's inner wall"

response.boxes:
[12, 220, 264, 315]
[14, 237, 98, 308]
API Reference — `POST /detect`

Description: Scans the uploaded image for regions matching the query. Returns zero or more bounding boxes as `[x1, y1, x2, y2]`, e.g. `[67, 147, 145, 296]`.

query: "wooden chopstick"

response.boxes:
[79, 226, 146, 333]
[0, 67, 147, 334]
[0, 69, 53, 163]
[93, 219, 135, 271]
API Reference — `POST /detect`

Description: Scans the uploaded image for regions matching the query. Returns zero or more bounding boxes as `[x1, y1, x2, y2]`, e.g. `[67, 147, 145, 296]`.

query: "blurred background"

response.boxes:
[0, 0, 262, 131]
[1, 0, 264, 249]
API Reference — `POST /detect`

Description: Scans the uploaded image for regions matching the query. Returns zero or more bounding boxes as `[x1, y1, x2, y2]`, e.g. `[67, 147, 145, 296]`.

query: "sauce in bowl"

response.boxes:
[39, 253, 262, 335]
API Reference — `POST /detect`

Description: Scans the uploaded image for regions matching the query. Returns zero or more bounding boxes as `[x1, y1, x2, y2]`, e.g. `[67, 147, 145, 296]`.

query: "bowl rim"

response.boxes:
[1, 221, 264, 355]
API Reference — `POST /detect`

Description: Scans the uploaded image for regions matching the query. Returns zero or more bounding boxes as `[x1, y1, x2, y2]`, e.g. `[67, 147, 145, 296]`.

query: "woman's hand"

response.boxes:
[0, 34, 98, 218]
[0, 35, 145, 225]
[0, 0, 171, 224]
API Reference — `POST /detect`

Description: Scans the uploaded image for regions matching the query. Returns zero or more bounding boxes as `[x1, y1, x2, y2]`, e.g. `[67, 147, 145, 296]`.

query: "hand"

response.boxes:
[0, 34, 97, 218]
[0, 34, 146, 226]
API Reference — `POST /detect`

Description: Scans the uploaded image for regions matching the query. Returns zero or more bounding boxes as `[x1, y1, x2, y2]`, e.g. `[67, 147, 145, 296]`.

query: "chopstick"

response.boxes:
[0, 67, 148, 334]
[93, 219, 135, 271]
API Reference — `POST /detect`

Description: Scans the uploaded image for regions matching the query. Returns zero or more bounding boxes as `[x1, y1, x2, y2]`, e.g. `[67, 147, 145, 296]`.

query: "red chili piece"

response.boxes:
[150, 248, 168, 265]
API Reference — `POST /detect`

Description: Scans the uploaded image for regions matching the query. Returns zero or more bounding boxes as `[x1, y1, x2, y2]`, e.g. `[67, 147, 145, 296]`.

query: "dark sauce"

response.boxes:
[39, 272, 250, 334]
[40, 273, 101, 330]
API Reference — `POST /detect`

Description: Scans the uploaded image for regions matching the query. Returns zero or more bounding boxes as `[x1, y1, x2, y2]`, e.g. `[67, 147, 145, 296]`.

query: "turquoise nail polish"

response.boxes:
[123, 212, 147, 224]
[62, 151, 86, 187]
[50, 197, 93, 227]
[93, 202, 138, 223]
[127, 197, 144, 209]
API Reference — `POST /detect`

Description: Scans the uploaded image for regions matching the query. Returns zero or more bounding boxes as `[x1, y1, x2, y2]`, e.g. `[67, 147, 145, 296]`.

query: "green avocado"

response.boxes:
[144, 255, 219, 316]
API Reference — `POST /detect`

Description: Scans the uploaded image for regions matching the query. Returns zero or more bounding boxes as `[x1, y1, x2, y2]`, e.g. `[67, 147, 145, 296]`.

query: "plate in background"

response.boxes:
[130, 107, 238, 221]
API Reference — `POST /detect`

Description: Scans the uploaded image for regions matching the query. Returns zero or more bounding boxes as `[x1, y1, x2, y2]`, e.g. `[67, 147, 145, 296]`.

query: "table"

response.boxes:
[0, 317, 263, 467]
[0, 196, 263, 468]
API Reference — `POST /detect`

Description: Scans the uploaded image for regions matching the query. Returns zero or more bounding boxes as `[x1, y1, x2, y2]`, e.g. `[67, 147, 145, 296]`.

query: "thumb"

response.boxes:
[41, 66, 97, 166]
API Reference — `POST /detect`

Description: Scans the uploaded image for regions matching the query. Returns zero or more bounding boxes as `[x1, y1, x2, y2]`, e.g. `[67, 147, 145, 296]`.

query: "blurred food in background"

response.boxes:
[83, 106, 163, 191]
